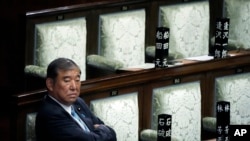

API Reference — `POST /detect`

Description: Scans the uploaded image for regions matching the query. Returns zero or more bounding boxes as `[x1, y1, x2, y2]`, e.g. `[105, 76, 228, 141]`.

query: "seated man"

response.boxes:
[35, 57, 117, 141]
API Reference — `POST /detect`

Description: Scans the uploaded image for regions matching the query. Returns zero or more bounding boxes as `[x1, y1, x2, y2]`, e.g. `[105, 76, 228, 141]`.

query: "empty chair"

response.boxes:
[24, 17, 87, 81]
[151, 1, 210, 60]
[90, 93, 139, 141]
[141, 81, 202, 141]
[222, 0, 250, 50]
[203, 72, 250, 132]
[87, 9, 154, 73]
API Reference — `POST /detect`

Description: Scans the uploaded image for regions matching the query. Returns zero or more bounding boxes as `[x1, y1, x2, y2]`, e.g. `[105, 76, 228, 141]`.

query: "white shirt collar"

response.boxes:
[48, 95, 72, 114]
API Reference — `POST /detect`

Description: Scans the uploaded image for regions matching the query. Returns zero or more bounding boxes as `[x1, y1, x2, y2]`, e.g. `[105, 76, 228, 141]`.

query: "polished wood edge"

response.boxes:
[81, 52, 250, 93]
[11, 52, 250, 106]
[26, 0, 149, 17]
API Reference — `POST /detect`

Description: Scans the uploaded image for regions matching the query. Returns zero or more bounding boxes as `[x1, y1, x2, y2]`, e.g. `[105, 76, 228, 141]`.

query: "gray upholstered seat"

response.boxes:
[141, 81, 202, 141]
[90, 93, 139, 141]
[222, 0, 250, 50]
[24, 17, 87, 81]
[157, 1, 210, 59]
[87, 9, 154, 72]
[203, 72, 250, 132]
[26, 112, 37, 141]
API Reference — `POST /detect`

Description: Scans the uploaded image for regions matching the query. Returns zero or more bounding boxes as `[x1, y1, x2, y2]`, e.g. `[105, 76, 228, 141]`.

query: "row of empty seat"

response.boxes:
[23, 0, 250, 141]
[25, 0, 211, 82]
[25, 0, 250, 82]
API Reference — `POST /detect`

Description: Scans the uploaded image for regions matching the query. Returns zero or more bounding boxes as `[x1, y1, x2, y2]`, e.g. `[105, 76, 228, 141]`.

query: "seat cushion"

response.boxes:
[90, 93, 139, 141]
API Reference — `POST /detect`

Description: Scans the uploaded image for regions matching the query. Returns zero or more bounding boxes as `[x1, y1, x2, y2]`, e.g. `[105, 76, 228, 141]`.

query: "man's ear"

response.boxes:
[46, 78, 54, 91]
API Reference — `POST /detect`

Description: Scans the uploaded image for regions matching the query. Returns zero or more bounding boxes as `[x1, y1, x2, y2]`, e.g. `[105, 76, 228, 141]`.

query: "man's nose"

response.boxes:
[70, 81, 77, 89]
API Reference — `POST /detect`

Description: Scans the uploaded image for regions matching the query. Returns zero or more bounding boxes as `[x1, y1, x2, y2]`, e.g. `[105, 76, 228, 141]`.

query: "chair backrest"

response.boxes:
[26, 112, 37, 141]
[224, 0, 250, 49]
[90, 93, 139, 141]
[151, 81, 201, 141]
[215, 72, 250, 125]
[98, 9, 146, 68]
[33, 17, 87, 80]
[159, 1, 210, 59]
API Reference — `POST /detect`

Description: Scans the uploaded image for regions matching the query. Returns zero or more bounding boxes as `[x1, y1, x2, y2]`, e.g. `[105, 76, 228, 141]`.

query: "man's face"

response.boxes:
[47, 68, 81, 106]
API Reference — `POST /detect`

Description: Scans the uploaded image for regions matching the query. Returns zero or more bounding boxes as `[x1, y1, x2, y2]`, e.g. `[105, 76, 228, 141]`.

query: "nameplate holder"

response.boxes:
[155, 27, 170, 68]
[157, 114, 172, 141]
[214, 18, 230, 59]
[216, 101, 230, 141]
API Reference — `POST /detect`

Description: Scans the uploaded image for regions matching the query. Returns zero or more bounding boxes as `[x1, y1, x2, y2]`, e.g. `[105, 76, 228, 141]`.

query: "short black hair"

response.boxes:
[46, 58, 81, 80]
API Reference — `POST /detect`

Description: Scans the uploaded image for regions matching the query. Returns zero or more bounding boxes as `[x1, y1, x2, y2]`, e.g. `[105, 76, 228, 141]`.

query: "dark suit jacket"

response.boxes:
[35, 95, 117, 141]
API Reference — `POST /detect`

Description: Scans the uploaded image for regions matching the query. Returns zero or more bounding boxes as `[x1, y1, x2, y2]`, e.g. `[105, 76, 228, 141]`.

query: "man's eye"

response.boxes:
[64, 79, 70, 82]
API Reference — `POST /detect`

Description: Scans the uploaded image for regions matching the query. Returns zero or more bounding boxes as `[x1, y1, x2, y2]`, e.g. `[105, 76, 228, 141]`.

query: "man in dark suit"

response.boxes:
[35, 57, 117, 141]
